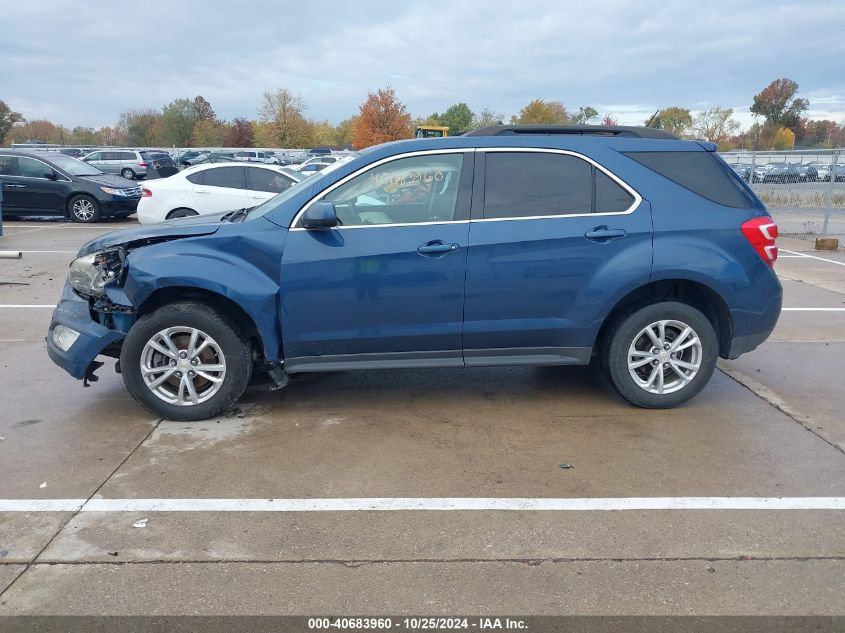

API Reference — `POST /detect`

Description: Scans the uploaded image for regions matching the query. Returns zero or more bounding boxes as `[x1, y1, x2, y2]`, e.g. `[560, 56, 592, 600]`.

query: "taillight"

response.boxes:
[138, 161, 148, 167]
[741, 217, 778, 267]
[141, 188, 152, 198]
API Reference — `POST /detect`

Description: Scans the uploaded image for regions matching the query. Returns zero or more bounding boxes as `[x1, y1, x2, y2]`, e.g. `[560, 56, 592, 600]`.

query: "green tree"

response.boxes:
[750, 78, 808, 131]
[471, 107, 504, 129]
[693, 107, 740, 144]
[156, 99, 196, 146]
[572, 106, 599, 124]
[512, 99, 569, 125]
[648, 107, 693, 137]
[69, 126, 96, 145]
[439, 103, 474, 135]
[334, 116, 358, 146]
[0, 100, 24, 143]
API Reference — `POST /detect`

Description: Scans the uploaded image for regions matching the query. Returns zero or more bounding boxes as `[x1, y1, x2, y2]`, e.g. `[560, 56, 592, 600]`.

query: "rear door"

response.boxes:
[0, 155, 24, 211]
[462, 149, 652, 365]
[189, 166, 250, 213]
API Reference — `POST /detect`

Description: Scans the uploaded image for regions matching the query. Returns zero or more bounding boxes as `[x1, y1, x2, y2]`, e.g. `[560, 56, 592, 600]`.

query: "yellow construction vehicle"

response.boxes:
[414, 125, 449, 139]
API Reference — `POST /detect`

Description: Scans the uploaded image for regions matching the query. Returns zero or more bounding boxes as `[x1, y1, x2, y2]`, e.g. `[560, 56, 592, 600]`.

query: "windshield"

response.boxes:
[248, 153, 360, 220]
[49, 153, 104, 176]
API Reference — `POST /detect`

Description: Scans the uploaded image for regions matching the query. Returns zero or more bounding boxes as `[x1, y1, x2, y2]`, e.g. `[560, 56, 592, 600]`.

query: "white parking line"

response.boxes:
[781, 308, 845, 312]
[1, 497, 843, 513]
[17, 250, 76, 254]
[0, 304, 55, 308]
[781, 249, 845, 267]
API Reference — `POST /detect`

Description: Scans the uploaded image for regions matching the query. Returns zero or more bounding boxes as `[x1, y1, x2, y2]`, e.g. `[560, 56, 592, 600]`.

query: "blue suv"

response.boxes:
[46, 125, 782, 421]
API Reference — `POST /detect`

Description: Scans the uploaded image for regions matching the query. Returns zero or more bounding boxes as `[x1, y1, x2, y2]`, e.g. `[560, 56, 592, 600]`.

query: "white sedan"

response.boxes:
[138, 163, 302, 224]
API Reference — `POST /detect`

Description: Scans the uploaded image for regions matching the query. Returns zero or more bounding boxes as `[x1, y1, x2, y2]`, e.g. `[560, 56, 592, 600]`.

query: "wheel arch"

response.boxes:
[65, 191, 99, 218]
[136, 286, 267, 363]
[595, 279, 732, 358]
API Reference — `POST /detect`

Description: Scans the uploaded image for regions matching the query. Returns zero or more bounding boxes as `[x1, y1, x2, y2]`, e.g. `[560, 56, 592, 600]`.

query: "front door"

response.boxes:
[463, 149, 653, 365]
[280, 151, 473, 370]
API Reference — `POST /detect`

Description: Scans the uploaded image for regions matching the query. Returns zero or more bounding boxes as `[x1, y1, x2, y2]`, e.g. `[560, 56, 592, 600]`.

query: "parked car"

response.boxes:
[795, 163, 818, 182]
[728, 163, 751, 182]
[0, 150, 141, 222]
[46, 125, 781, 420]
[762, 163, 801, 183]
[177, 151, 206, 168]
[82, 149, 153, 180]
[290, 155, 341, 171]
[821, 164, 845, 182]
[751, 163, 775, 183]
[136, 162, 302, 223]
[59, 148, 84, 159]
[141, 151, 178, 178]
[233, 150, 279, 164]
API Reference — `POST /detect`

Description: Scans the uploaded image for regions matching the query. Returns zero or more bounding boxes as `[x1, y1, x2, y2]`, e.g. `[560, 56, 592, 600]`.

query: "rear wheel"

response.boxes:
[601, 301, 717, 408]
[121, 168, 136, 180]
[68, 195, 101, 223]
[166, 207, 199, 220]
[121, 302, 253, 421]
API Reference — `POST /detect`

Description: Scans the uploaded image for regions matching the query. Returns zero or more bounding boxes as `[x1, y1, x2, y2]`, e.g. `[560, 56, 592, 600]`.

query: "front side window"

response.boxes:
[17, 157, 51, 178]
[202, 166, 245, 189]
[322, 153, 464, 226]
[247, 167, 293, 193]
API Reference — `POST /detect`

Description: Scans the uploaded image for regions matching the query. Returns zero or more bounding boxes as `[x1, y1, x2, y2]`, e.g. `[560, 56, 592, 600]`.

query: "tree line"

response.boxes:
[1, 77, 843, 151]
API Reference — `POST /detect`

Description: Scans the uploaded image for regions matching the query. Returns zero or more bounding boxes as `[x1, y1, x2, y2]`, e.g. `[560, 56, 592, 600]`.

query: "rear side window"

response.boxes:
[483, 152, 635, 218]
[624, 151, 757, 208]
[0, 156, 19, 176]
[247, 167, 292, 193]
[186, 170, 204, 185]
[202, 166, 245, 189]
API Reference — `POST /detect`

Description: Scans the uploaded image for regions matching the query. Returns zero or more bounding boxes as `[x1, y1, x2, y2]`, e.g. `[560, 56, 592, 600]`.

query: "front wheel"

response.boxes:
[602, 301, 718, 408]
[68, 195, 101, 223]
[121, 302, 253, 421]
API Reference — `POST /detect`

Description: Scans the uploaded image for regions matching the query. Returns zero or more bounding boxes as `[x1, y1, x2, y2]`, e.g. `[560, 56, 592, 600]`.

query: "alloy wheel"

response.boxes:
[72, 199, 95, 221]
[627, 319, 703, 395]
[140, 326, 227, 406]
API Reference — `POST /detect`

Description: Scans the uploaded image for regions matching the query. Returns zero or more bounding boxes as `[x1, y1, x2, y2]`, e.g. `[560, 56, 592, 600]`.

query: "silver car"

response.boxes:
[82, 149, 149, 180]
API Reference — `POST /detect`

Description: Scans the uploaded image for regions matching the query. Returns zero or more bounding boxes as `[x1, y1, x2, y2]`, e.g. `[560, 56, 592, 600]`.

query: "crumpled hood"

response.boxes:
[78, 212, 228, 256]
[78, 174, 142, 188]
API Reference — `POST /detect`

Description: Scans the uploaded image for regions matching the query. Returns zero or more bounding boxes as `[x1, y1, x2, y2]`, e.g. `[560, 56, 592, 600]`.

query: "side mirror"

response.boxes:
[302, 201, 338, 229]
[44, 170, 58, 181]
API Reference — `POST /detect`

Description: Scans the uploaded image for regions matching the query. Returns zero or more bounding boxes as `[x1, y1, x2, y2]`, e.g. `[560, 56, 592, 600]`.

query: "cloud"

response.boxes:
[1, 0, 844, 129]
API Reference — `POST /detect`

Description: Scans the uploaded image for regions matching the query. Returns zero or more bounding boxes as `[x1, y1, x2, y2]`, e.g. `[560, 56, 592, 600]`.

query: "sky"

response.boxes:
[2, 0, 845, 131]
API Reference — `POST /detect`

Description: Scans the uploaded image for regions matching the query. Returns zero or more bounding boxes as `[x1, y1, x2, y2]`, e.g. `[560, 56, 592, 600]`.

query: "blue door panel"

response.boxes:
[463, 205, 653, 351]
[280, 223, 469, 358]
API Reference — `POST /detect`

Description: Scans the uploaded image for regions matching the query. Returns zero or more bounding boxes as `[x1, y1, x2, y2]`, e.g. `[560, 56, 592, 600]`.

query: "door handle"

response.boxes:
[417, 241, 460, 255]
[195, 188, 210, 194]
[585, 226, 626, 242]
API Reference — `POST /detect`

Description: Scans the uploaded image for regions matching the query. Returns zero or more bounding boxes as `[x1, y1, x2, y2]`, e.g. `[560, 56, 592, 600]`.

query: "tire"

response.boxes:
[601, 301, 718, 409]
[166, 207, 199, 220]
[120, 302, 253, 421]
[121, 168, 136, 180]
[68, 194, 101, 223]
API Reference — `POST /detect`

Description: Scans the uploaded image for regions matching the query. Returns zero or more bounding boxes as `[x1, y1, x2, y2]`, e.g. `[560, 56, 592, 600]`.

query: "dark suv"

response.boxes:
[0, 150, 142, 222]
[47, 125, 782, 420]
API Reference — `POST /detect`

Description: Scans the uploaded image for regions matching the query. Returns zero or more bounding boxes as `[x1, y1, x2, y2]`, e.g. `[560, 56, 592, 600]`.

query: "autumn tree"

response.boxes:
[69, 126, 96, 145]
[157, 98, 196, 146]
[471, 107, 504, 129]
[191, 119, 225, 146]
[224, 118, 254, 147]
[750, 78, 808, 131]
[352, 87, 412, 149]
[5, 119, 63, 144]
[309, 120, 338, 147]
[693, 107, 740, 145]
[439, 103, 474, 135]
[259, 89, 311, 147]
[601, 114, 618, 127]
[647, 107, 693, 137]
[335, 116, 358, 146]
[94, 126, 127, 146]
[191, 95, 215, 122]
[119, 108, 160, 146]
[0, 100, 24, 143]
[512, 99, 569, 124]
[770, 126, 795, 150]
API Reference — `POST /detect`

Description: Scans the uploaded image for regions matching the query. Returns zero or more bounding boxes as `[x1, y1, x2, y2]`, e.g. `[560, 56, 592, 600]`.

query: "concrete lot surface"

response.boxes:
[0, 220, 843, 616]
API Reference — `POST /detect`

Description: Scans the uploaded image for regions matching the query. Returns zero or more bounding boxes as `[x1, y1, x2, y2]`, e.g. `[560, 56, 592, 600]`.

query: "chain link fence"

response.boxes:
[720, 148, 844, 240]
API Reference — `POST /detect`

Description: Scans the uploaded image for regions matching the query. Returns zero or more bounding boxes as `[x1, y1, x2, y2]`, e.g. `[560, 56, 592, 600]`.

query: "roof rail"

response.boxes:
[464, 124, 677, 140]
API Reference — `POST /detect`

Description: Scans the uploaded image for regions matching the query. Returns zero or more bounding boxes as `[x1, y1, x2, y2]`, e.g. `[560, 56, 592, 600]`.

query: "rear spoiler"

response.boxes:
[696, 141, 718, 152]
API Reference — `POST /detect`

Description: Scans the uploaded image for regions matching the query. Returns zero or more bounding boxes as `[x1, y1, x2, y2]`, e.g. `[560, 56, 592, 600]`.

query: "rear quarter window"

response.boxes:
[624, 151, 757, 208]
